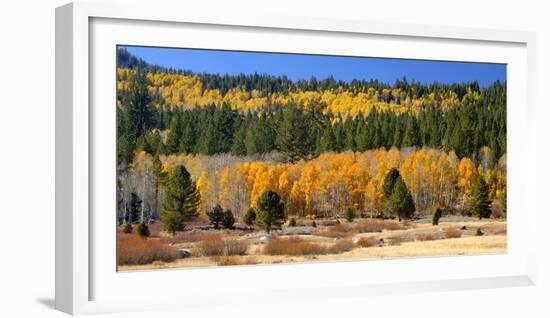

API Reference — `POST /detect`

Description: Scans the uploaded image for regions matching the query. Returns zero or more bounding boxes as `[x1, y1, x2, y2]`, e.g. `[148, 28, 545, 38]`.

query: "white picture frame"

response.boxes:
[55, 1, 537, 315]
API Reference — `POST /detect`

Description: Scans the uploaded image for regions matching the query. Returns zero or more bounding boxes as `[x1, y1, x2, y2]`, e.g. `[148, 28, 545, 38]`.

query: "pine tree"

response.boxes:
[385, 178, 415, 221]
[152, 152, 167, 218]
[244, 121, 259, 155]
[231, 125, 248, 156]
[161, 165, 201, 234]
[316, 126, 335, 154]
[392, 124, 403, 148]
[402, 116, 421, 148]
[178, 123, 196, 154]
[165, 115, 183, 153]
[255, 190, 285, 233]
[382, 168, 401, 200]
[137, 222, 150, 237]
[276, 105, 313, 163]
[344, 207, 356, 223]
[126, 192, 142, 224]
[124, 67, 153, 142]
[221, 209, 235, 229]
[194, 118, 218, 155]
[355, 120, 369, 152]
[243, 208, 256, 226]
[206, 204, 224, 229]
[432, 208, 442, 225]
[470, 177, 492, 219]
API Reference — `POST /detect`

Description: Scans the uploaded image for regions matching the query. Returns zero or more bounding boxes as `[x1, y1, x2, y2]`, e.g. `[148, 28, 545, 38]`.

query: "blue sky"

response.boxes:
[123, 46, 506, 87]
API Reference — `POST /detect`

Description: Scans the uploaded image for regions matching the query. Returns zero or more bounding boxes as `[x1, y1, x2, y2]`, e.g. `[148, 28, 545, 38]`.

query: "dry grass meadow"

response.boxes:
[117, 216, 506, 271]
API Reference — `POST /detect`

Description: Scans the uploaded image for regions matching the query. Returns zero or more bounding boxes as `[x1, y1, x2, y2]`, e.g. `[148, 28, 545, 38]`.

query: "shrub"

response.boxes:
[243, 208, 256, 226]
[196, 235, 226, 256]
[136, 222, 150, 237]
[196, 235, 249, 256]
[318, 219, 338, 226]
[264, 236, 324, 256]
[444, 227, 462, 238]
[385, 236, 403, 246]
[264, 236, 355, 256]
[319, 224, 356, 238]
[311, 221, 317, 228]
[382, 221, 405, 231]
[432, 208, 442, 225]
[117, 234, 180, 265]
[476, 228, 484, 236]
[344, 208, 356, 223]
[326, 239, 354, 254]
[491, 201, 502, 219]
[354, 237, 378, 248]
[221, 209, 235, 229]
[224, 239, 249, 256]
[288, 217, 296, 227]
[416, 233, 439, 241]
[336, 219, 341, 225]
[355, 219, 384, 233]
[213, 256, 259, 266]
[122, 223, 133, 234]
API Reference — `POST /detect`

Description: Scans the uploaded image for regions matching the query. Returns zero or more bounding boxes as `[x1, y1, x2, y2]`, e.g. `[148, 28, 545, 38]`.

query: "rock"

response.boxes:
[178, 249, 191, 258]
[460, 225, 467, 230]
[259, 234, 272, 243]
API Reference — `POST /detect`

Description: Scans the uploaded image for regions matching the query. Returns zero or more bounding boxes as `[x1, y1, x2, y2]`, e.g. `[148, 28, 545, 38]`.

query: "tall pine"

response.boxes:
[161, 165, 201, 234]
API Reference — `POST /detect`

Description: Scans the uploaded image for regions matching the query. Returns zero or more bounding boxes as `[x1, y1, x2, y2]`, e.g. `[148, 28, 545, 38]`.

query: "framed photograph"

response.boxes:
[56, 2, 537, 315]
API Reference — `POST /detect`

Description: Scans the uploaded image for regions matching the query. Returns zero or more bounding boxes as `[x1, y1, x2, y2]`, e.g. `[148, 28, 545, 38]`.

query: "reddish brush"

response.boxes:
[117, 233, 180, 265]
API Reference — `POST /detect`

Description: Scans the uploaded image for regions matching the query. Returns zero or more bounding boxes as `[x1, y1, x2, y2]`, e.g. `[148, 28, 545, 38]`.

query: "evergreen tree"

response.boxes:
[316, 125, 335, 154]
[165, 115, 183, 153]
[213, 103, 236, 153]
[178, 123, 196, 154]
[432, 207, 442, 225]
[382, 168, 401, 200]
[344, 207, 356, 223]
[206, 204, 224, 229]
[385, 178, 415, 221]
[194, 117, 218, 155]
[152, 152, 167, 218]
[355, 120, 369, 152]
[470, 177, 492, 219]
[255, 190, 285, 233]
[244, 121, 259, 155]
[392, 124, 403, 148]
[243, 208, 256, 226]
[276, 105, 314, 163]
[221, 209, 235, 229]
[160, 165, 201, 234]
[231, 125, 248, 156]
[123, 67, 153, 143]
[402, 116, 421, 148]
[126, 192, 142, 224]
[137, 222, 150, 237]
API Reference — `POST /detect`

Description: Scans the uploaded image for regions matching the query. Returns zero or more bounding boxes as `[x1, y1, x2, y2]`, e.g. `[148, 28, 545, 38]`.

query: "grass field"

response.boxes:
[117, 217, 506, 271]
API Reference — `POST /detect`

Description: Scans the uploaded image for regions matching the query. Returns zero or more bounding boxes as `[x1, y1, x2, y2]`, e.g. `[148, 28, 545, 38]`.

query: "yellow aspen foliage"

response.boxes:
[117, 67, 478, 117]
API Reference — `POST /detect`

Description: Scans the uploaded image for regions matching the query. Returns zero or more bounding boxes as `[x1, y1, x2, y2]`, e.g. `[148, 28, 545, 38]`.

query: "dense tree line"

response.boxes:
[118, 92, 506, 165]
